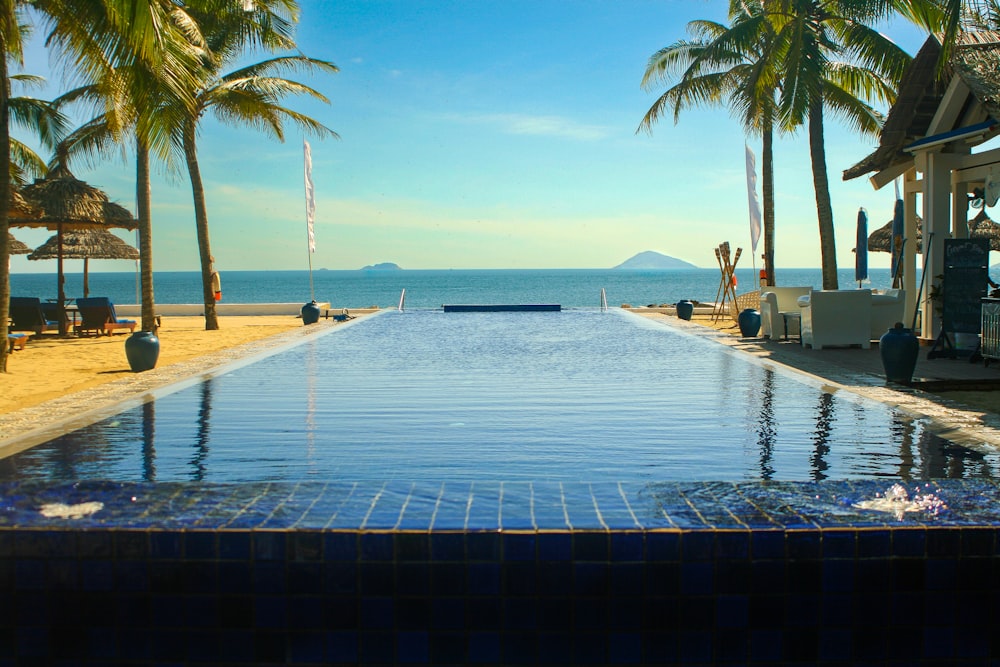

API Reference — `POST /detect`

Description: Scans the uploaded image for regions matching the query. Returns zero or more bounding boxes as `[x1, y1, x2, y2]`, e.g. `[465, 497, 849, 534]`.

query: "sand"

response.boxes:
[1, 315, 325, 415]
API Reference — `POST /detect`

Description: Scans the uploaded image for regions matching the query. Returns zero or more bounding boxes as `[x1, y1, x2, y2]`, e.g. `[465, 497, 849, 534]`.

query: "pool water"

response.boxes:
[0, 309, 996, 482]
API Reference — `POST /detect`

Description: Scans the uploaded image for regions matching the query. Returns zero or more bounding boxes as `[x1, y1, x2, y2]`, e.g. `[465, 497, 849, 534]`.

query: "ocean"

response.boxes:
[10, 267, 896, 310]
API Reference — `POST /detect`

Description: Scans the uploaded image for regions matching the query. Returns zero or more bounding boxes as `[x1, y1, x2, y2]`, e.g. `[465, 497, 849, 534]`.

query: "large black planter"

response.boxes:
[880, 323, 919, 383]
[738, 308, 761, 337]
[676, 300, 694, 321]
[301, 301, 321, 325]
[125, 331, 160, 372]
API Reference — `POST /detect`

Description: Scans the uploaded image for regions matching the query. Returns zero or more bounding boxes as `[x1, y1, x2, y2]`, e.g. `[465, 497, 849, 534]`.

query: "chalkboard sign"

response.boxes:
[942, 238, 989, 334]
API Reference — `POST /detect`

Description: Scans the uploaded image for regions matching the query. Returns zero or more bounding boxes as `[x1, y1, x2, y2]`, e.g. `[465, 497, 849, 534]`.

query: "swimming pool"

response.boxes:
[1, 308, 995, 482]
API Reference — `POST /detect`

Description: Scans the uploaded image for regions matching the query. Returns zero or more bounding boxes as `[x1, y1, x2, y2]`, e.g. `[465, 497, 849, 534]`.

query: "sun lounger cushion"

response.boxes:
[75, 297, 138, 336]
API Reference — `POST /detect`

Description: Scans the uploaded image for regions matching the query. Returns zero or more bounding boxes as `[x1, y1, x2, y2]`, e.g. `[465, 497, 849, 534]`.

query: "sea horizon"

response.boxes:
[11, 267, 898, 310]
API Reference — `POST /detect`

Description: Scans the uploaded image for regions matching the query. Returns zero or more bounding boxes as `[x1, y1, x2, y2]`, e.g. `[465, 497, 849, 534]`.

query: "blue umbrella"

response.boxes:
[855, 207, 869, 286]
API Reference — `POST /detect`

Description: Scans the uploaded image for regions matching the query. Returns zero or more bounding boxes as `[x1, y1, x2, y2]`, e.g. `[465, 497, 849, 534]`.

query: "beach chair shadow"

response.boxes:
[75, 297, 137, 337]
[9, 297, 59, 335]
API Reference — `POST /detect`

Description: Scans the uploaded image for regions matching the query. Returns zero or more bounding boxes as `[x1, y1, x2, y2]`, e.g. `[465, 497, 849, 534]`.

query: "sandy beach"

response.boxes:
[1, 315, 320, 415]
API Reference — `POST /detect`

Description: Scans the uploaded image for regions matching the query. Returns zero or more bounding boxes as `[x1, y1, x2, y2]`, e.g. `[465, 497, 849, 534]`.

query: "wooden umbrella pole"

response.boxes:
[57, 223, 67, 335]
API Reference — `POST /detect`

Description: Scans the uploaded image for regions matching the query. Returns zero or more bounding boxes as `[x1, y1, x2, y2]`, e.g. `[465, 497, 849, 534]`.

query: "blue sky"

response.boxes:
[10, 0, 937, 273]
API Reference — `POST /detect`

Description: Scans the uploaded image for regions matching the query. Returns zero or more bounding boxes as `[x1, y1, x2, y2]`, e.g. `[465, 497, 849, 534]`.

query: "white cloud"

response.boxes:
[448, 112, 611, 141]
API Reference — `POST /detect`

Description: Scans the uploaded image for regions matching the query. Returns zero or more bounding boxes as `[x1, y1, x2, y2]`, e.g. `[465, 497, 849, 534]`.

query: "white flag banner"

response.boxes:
[304, 140, 316, 253]
[745, 144, 762, 252]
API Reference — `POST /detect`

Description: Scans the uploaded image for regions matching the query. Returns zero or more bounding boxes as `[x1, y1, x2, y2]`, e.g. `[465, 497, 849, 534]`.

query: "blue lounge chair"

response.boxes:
[9, 297, 59, 334]
[75, 297, 137, 336]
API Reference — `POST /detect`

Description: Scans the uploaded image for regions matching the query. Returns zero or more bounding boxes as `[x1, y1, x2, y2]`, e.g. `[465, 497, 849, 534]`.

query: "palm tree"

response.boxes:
[0, 0, 203, 371]
[180, 0, 338, 330]
[639, 1, 781, 286]
[764, 0, 912, 290]
[45, 5, 206, 336]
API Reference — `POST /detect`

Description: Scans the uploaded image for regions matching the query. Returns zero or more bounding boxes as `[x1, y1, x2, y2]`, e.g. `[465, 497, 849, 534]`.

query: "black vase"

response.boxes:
[125, 331, 160, 372]
[301, 300, 321, 325]
[738, 308, 761, 337]
[676, 300, 694, 321]
[880, 323, 919, 383]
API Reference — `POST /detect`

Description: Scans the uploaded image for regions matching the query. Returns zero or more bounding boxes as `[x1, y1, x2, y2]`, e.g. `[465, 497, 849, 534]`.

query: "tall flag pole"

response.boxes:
[304, 139, 316, 302]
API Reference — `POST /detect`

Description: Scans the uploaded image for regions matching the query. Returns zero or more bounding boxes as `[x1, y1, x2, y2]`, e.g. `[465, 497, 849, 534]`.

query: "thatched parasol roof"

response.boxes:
[8, 189, 40, 219]
[10, 164, 138, 231]
[868, 209, 1000, 253]
[6, 232, 31, 254]
[844, 31, 1000, 182]
[27, 229, 139, 261]
[844, 38, 947, 181]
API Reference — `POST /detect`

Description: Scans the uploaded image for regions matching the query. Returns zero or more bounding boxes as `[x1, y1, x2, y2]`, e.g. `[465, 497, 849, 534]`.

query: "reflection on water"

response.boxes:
[756, 369, 776, 480]
[190, 380, 213, 481]
[142, 401, 156, 482]
[810, 393, 834, 481]
[0, 310, 998, 483]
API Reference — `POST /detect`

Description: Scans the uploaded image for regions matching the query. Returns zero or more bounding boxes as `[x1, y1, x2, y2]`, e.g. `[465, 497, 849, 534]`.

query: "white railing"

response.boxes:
[398, 288, 406, 311]
[600, 288, 608, 312]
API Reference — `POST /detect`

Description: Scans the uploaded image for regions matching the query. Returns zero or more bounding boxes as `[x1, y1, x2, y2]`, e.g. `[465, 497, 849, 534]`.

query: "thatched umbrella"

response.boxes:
[9, 165, 138, 334]
[869, 215, 923, 254]
[6, 233, 31, 255]
[869, 209, 1000, 255]
[4, 191, 41, 255]
[28, 229, 139, 297]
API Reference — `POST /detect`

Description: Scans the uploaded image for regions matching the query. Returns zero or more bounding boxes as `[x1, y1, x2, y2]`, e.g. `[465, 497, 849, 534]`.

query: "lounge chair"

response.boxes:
[9, 297, 59, 334]
[7, 333, 30, 352]
[759, 286, 811, 339]
[75, 297, 137, 336]
[798, 289, 873, 350]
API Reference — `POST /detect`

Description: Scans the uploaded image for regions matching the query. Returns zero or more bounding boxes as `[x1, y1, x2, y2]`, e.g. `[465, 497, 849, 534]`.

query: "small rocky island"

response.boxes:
[360, 262, 402, 271]
[614, 251, 697, 270]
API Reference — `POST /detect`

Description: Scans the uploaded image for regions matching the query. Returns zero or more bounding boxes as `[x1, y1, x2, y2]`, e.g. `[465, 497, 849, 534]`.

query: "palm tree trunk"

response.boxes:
[809, 99, 838, 290]
[0, 40, 11, 373]
[136, 138, 157, 333]
[183, 119, 219, 330]
[762, 123, 775, 287]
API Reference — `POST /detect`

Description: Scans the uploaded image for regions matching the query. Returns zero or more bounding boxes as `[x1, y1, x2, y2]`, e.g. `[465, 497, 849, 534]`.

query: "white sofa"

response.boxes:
[870, 289, 906, 341]
[798, 289, 873, 349]
[759, 286, 812, 339]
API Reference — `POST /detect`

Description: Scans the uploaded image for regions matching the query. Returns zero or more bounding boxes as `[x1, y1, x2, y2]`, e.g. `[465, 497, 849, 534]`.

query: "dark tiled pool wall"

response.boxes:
[1, 480, 999, 665]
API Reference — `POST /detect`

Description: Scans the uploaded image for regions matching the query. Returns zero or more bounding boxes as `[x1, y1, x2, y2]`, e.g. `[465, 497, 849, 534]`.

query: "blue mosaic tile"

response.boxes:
[429, 483, 471, 531]
[361, 482, 410, 529]
[293, 482, 358, 529]
[529, 482, 570, 529]
[325, 485, 382, 530]
[395, 483, 440, 531]
[537, 532, 572, 561]
[464, 482, 501, 531]
[498, 482, 534, 531]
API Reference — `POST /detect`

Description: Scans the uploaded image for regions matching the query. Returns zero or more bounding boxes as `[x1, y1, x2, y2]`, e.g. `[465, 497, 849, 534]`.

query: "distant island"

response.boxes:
[360, 262, 402, 271]
[614, 251, 697, 270]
